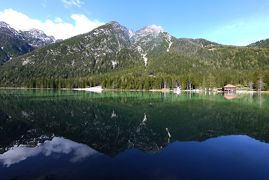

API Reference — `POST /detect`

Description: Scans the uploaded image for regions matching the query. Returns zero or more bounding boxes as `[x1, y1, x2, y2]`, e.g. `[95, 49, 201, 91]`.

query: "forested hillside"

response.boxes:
[0, 21, 269, 90]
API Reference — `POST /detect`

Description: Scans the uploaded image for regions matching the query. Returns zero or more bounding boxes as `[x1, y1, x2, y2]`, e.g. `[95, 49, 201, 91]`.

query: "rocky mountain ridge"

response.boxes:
[0, 21, 56, 64]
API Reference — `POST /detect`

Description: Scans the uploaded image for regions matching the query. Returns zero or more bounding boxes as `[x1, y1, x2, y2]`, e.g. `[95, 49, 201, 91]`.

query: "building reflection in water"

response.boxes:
[224, 93, 237, 100]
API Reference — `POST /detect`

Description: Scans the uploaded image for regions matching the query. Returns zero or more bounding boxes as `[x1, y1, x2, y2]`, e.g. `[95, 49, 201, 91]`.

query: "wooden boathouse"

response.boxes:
[223, 84, 236, 93]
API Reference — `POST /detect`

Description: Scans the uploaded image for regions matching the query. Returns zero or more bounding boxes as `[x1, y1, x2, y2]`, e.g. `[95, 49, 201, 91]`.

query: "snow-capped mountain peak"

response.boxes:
[131, 24, 165, 45]
[0, 21, 21, 37]
[136, 25, 164, 37]
[26, 28, 55, 41]
[0, 21, 11, 29]
[20, 29, 56, 48]
[28, 29, 46, 37]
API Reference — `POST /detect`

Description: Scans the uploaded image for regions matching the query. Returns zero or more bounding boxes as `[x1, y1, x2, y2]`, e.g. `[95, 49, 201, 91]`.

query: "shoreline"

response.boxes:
[1, 87, 269, 93]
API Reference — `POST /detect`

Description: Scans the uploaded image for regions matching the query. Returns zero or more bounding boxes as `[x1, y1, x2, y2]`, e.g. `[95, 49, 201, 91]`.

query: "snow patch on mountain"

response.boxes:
[165, 34, 173, 52]
[22, 59, 30, 66]
[128, 29, 135, 38]
[111, 60, 118, 69]
[130, 25, 168, 66]
[137, 46, 148, 66]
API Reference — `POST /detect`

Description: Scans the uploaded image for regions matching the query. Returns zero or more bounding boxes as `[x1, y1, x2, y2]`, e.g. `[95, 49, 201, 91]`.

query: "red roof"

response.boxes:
[224, 84, 236, 88]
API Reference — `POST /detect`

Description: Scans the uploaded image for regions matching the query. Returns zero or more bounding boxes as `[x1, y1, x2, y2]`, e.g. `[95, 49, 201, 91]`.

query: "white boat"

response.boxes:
[73, 86, 103, 93]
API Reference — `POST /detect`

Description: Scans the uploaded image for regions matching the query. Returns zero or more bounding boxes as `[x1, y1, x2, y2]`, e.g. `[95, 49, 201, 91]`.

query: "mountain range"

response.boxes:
[0, 21, 56, 65]
[0, 21, 269, 89]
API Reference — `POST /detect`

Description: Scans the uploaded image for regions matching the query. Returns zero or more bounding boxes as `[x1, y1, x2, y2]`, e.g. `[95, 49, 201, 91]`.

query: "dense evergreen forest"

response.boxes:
[2, 46, 269, 90]
[23, 64, 269, 91]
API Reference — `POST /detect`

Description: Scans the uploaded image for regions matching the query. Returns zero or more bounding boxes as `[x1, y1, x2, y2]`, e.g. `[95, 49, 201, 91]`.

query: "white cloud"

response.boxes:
[61, 0, 83, 8]
[0, 9, 104, 40]
[54, 17, 63, 23]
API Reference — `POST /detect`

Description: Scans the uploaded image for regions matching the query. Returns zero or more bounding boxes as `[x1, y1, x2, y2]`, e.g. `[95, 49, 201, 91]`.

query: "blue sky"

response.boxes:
[1, 0, 269, 45]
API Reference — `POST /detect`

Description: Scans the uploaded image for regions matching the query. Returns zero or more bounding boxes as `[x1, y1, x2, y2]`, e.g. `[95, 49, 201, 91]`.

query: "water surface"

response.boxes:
[0, 90, 269, 179]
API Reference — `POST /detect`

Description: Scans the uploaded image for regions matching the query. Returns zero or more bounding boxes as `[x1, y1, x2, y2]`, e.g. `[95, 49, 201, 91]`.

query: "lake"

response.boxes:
[0, 90, 269, 180]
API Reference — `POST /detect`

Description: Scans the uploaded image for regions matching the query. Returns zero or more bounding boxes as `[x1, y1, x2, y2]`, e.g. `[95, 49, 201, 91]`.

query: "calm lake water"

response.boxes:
[0, 90, 269, 180]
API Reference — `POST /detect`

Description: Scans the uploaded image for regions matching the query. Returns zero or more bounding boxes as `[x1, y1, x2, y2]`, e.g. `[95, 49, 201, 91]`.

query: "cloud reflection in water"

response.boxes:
[0, 137, 98, 167]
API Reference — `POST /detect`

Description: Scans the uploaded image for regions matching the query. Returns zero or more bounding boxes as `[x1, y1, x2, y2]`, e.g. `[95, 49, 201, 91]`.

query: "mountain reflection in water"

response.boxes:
[1, 135, 269, 180]
[0, 137, 98, 167]
[0, 90, 269, 179]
